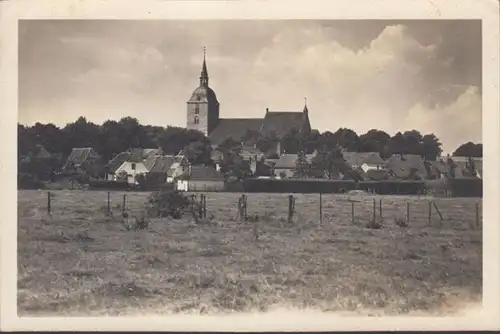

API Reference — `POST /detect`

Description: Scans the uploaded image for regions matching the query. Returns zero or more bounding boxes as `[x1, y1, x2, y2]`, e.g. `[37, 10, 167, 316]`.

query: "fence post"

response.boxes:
[122, 194, 126, 217]
[243, 194, 247, 221]
[372, 198, 376, 222]
[288, 195, 294, 222]
[47, 191, 51, 215]
[406, 202, 410, 224]
[351, 201, 355, 224]
[107, 192, 111, 215]
[428, 201, 432, 226]
[432, 201, 444, 223]
[379, 199, 382, 219]
[203, 195, 207, 218]
[475, 203, 480, 228]
[319, 192, 323, 225]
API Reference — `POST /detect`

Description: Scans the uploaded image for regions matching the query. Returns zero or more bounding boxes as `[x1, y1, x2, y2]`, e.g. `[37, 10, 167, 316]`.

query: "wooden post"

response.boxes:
[237, 196, 242, 221]
[351, 201, 355, 224]
[379, 199, 382, 219]
[243, 194, 247, 221]
[122, 194, 126, 216]
[428, 201, 432, 225]
[288, 195, 294, 222]
[202, 194, 206, 219]
[319, 193, 323, 224]
[433, 201, 444, 222]
[406, 202, 410, 224]
[476, 203, 480, 228]
[107, 192, 110, 215]
[372, 198, 376, 222]
[47, 192, 51, 215]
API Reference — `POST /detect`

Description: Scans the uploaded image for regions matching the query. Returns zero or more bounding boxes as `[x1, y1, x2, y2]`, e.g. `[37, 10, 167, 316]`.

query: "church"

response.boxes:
[186, 50, 312, 151]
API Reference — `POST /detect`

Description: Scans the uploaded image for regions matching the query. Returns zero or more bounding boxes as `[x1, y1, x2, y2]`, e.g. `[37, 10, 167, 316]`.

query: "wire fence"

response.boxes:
[22, 190, 483, 231]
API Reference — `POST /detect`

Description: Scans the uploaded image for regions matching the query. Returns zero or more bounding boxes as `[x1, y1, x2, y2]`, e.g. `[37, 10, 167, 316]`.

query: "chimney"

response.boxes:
[266, 107, 269, 113]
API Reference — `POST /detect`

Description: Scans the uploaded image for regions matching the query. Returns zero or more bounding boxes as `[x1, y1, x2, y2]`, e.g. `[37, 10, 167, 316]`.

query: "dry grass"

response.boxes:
[18, 190, 482, 316]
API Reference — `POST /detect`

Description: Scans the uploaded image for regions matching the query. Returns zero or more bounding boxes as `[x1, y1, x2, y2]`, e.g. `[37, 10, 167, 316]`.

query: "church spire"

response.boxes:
[199, 46, 209, 86]
[303, 97, 309, 113]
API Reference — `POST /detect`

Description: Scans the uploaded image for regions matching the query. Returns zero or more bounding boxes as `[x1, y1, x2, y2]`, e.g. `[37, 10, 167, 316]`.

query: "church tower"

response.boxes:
[186, 48, 220, 137]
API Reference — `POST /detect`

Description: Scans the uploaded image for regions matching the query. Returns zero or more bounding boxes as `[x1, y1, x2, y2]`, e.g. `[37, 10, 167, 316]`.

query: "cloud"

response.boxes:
[404, 86, 482, 153]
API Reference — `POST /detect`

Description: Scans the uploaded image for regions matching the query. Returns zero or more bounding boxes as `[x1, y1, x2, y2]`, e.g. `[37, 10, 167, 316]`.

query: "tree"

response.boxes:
[293, 150, 309, 178]
[241, 129, 261, 146]
[183, 141, 213, 165]
[218, 137, 241, 154]
[256, 131, 279, 155]
[453, 141, 482, 157]
[421, 134, 442, 160]
[311, 146, 345, 179]
[333, 128, 359, 151]
[358, 129, 391, 155]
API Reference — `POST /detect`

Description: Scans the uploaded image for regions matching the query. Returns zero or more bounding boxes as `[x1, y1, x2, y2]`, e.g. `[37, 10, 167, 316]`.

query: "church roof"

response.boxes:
[208, 118, 264, 146]
[260, 111, 309, 138]
[188, 85, 219, 103]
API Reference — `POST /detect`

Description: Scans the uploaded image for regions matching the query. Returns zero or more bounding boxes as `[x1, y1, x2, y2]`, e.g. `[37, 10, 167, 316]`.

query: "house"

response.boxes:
[386, 154, 428, 180]
[114, 160, 149, 184]
[176, 165, 225, 192]
[357, 168, 389, 181]
[428, 160, 450, 180]
[145, 155, 176, 184]
[240, 144, 265, 162]
[166, 156, 189, 183]
[342, 152, 387, 173]
[272, 153, 316, 179]
[105, 148, 162, 180]
[64, 147, 102, 173]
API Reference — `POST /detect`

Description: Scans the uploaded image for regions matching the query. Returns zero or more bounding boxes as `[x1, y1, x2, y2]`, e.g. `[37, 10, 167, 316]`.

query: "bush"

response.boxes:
[146, 189, 191, 219]
[88, 179, 130, 190]
[18, 173, 45, 190]
[394, 217, 409, 228]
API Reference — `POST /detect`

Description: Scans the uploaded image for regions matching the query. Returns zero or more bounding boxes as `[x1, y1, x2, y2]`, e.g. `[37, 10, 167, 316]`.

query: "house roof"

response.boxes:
[106, 152, 132, 173]
[260, 111, 309, 138]
[167, 161, 183, 177]
[66, 148, 99, 166]
[208, 118, 264, 146]
[365, 169, 389, 181]
[274, 154, 298, 169]
[342, 152, 385, 167]
[149, 155, 175, 173]
[430, 160, 450, 174]
[184, 165, 225, 181]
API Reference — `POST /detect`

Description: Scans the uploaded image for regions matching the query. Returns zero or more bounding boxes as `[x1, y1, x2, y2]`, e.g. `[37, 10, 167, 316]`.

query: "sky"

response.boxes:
[18, 20, 482, 154]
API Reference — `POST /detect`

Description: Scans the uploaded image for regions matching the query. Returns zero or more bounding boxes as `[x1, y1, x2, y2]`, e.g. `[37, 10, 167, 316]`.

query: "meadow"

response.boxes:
[17, 189, 482, 316]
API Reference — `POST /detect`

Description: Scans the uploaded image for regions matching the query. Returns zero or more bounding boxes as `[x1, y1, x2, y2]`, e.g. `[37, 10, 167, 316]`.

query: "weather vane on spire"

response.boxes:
[304, 97, 307, 105]
[203, 46, 206, 59]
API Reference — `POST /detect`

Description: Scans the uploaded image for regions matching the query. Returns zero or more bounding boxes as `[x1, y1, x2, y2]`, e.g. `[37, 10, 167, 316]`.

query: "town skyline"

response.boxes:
[18, 20, 482, 154]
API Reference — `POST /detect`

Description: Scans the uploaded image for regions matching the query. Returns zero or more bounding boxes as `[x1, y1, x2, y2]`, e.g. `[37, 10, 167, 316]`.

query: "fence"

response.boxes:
[36, 190, 482, 230]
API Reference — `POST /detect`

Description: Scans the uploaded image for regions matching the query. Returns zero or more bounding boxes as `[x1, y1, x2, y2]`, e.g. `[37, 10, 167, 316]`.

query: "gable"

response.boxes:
[149, 156, 175, 173]
[67, 148, 99, 165]
[208, 118, 264, 146]
[260, 111, 309, 138]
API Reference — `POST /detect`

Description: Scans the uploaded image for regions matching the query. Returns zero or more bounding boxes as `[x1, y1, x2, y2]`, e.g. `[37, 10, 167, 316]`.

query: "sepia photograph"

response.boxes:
[2, 0, 500, 332]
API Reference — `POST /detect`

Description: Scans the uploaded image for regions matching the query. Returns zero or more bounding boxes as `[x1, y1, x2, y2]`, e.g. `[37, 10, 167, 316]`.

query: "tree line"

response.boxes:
[18, 116, 482, 167]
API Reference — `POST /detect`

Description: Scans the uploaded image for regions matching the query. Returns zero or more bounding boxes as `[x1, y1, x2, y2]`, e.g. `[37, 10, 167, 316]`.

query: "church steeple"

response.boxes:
[199, 47, 209, 86]
[303, 97, 309, 113]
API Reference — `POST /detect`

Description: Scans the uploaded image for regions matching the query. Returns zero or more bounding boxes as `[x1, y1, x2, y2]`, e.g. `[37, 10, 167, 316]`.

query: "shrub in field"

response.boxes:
[394, 217, 409, 228]
[366, 218, 383, 229]
[146, 189, 191, 219]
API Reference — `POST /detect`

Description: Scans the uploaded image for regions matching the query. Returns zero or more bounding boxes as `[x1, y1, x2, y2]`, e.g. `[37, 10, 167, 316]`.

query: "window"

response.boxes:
[195, 106, 200, 114]
[131, 163, 136, 170]
[194, 116, 199, 124]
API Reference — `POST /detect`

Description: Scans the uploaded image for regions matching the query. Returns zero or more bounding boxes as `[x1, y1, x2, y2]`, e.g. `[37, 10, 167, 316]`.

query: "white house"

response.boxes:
[176, 165, 225, 192]
[114, 161, 149, 185]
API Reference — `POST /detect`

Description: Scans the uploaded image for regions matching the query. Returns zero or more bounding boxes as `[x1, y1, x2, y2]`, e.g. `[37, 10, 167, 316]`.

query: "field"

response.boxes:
[17, 190, 482, 316]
